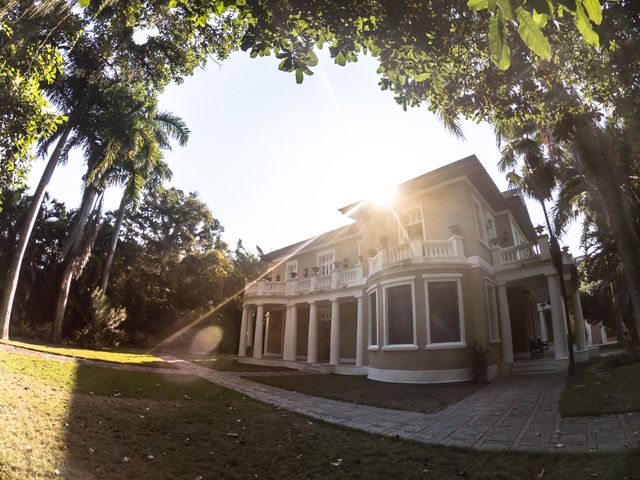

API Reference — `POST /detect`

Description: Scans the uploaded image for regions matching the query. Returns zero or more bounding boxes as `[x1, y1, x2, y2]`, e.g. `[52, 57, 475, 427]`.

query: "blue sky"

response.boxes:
[29, 49, 582, 255]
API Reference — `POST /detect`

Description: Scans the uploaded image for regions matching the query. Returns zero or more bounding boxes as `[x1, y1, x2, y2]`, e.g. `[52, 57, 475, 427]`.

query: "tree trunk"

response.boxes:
[51, 261, 74, 343]
[0, 124, 73, 340]
[570, 128, 640, 345]
[100, 192, 128, 293]
[61, 184, 99, 261]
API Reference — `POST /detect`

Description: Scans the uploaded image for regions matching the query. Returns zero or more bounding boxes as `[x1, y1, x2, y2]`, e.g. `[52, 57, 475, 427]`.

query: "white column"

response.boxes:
[537, 307, 548, 342]
[307, 301, 318, 363]
[283, 306, 292, 360]
[547, 274, 568, 359]
[246, 307, 254, 347]
[496, 283, 514, 364]
[600, 325, 608, 344]
[330, 299, 341, 365]
[252, 305, 265, 359]
[586, 322, 593, 346]
[355, 296, 364, 367]
[238, 306, 249, 357]
[572, 290, 587, 351]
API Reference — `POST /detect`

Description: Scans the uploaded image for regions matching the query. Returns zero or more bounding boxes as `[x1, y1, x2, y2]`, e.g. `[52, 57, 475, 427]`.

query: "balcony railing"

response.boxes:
[492, 235, 551, 271]
[245, 265, 365, 297]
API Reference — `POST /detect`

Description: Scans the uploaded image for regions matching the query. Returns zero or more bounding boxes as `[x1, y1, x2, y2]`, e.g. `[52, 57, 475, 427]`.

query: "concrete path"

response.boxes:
[168, 357, 640, 453]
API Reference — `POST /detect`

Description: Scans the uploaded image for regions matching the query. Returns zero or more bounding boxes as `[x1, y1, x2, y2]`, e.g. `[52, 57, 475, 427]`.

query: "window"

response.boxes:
[369, 290, 378, 346]
[486, 212, 497, 241]
[485, 283, 500, 341]
[425, 279, 465, 345]
[399, 206, 424, 241]
[385, 283, 415, 346]
[473, 200, 488, 244]
[317, 250, 334, 276]
[285, 260, 298, 279]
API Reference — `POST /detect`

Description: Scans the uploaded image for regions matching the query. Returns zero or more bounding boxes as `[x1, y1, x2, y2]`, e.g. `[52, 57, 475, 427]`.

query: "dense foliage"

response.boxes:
[0, 187, 263, 349]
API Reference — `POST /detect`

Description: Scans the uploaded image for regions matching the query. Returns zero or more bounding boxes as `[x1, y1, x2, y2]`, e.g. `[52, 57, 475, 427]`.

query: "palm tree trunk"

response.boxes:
[61, 184, 99, 261]
[100, 192, 128, 293]
[0, 124, 72, 340]
[51, 260, 74, 343]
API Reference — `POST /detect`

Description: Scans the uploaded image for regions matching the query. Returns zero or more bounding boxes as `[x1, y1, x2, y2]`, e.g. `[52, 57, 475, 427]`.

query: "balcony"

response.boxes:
[368, 235, 466, 275]
[492, 235, 551, 272]
[244, 265, 365, 298]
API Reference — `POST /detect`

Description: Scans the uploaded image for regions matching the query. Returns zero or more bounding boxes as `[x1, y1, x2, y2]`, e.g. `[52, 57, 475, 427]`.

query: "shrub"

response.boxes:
[471, 342, 489, 382]
[606, 349, 640, 368]
[74, 288, 127, 348]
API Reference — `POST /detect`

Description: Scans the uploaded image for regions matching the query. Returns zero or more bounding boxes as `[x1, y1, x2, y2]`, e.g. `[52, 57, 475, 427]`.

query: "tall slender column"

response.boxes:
[307, 301, 318, 363]
[246, 307, 254, 347]
[572, 290, 587, 351]
[238, 305, 248, 357]
[537, 306, 548, 342]
[496, 283, 513, 364]
[547, 274, 568, 359]
[253, 305, 265, 359]
[355, 296, 364, 367]
[330, 299, 341, 365]
[283, 305, 298, 361]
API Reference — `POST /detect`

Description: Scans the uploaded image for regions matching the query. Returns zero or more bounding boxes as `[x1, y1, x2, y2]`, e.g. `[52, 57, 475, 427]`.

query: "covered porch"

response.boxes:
[237, 294, 367, 374]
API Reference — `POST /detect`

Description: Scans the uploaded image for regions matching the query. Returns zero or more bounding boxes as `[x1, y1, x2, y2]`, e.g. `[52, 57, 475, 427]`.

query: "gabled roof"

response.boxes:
[262, 155, 536, 263]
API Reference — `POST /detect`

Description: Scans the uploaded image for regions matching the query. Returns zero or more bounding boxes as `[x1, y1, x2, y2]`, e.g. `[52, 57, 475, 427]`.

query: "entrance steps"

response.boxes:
[510, 357, 568, 375]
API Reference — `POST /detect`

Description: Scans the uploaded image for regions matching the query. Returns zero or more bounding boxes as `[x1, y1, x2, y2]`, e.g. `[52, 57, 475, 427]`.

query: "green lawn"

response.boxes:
[180, 353, 295, 372]
[559, 357, 640, 416]
[1, 350, 638, 480]
[244, 374, 484, 413]
[1, 340, 169, 368]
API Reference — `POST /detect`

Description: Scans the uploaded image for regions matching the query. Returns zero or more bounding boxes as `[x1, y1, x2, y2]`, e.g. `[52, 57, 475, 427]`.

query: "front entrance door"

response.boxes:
[318, 311, 331, 362]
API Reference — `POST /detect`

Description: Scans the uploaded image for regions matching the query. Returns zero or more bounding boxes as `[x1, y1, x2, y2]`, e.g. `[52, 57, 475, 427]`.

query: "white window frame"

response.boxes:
[485, 211, 497, 242]
[485, 281, 501, 343]
[510, 216, 527, 245]
[285, 260, 298, 279]
[316, 248, 335, 276]
[472, 197, 489, 247]
[382, 278, 418, 350]
[398, 204, 426, 243]
[367, 287, 379, 349]
[423, 274, 466, 349]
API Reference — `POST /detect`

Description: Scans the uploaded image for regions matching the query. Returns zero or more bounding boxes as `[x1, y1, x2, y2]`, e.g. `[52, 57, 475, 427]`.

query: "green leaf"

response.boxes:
[168, 0, 177, 7]
[582, 0, 602, 25]
[79, 0, 90, 6]
[496, 0, 514, 21]
[295, 69, 303, 84]
[574, 0, 600, 48]
[532, 9, 549, 28]
[408, 71, 429, 82]
[467, 0, 488, 10]
[489, 12, 511, 70]
[515, 6, 551, 59]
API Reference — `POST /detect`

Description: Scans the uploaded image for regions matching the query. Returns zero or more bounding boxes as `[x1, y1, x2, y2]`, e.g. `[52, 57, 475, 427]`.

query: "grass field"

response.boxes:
[1, 349, 639, 479]
[1, 340, 168, 368]
[559, 357, 640, 416]
[246, 373, 483, 413]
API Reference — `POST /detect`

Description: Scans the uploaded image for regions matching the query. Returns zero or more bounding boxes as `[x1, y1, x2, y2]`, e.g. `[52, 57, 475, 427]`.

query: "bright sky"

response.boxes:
[28, 49, 582, 255]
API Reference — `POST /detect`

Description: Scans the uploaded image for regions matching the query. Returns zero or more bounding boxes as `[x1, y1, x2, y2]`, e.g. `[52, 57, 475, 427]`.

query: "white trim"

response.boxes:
[397, 203, 426, 243]
[367, 366, 472, 384]
[367, 345, 380, 351]
[382, 279, 417, 347]
[366, 283, 378, 294]
[382, 345, 419, 351]
[424, 277, 465, 346]
[316, 248, 335, 276]
[285, 259, 298, 279]
[471, 194, 489, 248]
[368, 289, 379, 348]
[380, 275, 416, 286]
[421, 273, 463, 279]
[424, 343, 467, 350]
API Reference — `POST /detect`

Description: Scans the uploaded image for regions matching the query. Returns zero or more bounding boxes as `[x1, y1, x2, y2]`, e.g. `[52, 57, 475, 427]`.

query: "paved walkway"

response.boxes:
[168, 357, 640, 453]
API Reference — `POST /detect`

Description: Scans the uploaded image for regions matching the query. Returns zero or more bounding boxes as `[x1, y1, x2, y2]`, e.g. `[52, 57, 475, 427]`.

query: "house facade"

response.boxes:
[238, 156, 598, 383]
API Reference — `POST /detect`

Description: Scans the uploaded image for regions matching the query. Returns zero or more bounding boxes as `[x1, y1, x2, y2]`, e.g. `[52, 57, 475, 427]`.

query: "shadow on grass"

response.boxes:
[0, 350, 632, 479]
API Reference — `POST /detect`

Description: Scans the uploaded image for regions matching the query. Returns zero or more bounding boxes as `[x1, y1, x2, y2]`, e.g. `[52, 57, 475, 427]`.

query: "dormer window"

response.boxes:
[399, 205, 425, 241]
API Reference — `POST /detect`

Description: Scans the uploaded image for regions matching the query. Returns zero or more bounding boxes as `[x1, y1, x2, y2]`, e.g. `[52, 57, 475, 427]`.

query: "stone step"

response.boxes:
[511, 359, 566, 375]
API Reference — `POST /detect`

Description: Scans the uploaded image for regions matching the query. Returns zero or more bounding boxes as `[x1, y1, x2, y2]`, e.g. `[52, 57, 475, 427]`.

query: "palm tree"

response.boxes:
[498, 121, 577, 374]
[50, 103, 189, 342]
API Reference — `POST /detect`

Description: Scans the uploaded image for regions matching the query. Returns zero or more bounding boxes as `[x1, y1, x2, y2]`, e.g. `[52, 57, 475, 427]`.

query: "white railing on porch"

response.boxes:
[296, 278, 311, 291]
[499, 242, 541, 265]
[316, 274, 331, 289]
[388, 243, 413, 263]
[423, 239, 454, 258]
[338, 266, 362, 285]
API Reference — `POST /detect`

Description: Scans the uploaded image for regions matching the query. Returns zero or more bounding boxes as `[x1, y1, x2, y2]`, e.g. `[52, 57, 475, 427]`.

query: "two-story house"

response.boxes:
[238, 156, 598, 383]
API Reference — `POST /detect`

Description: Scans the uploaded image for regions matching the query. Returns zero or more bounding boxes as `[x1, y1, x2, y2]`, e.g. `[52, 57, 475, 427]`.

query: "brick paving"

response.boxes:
[168, 357, 640, 453]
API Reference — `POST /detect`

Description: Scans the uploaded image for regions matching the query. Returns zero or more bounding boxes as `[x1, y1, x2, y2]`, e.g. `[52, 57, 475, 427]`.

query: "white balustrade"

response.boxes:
[498, 242, 540, 266]
[297, 278, 311, 291]
[388, 243, 413, 263]
[263, 281, 286, 293]
[316, 274, 331, 289]
[423, 240, 454, 258]
[338, 266, 363, 286]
